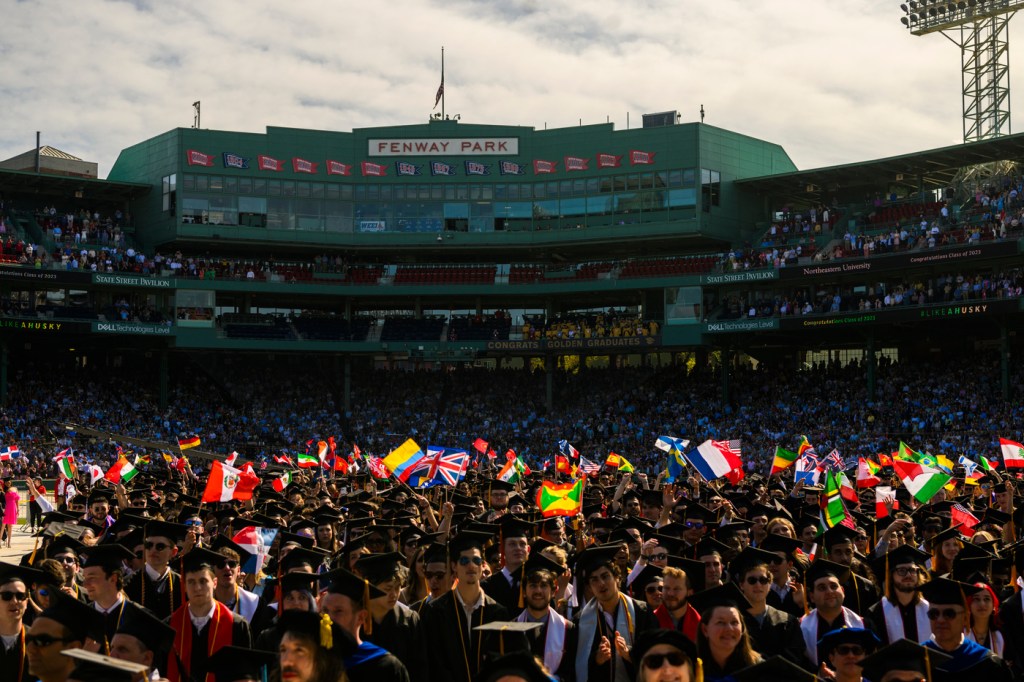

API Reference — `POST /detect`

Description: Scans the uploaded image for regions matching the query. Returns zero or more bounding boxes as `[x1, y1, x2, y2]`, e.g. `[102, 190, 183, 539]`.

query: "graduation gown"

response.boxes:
[743, 605, 803, 662]
[95, 598, 154, 652]
[123, 567, 183, 621]
[363, 603, 430, 682]
[840, 572, 878, 617]
[344, 641, 411, 682]
[0, 627, 28, 682]
[925, 638, 1012, 682]
[573, 596, 657, 682]
[522, 612, 577, 681]
[482, 568, 522, 613]
[863, 596, 931, 645]
[421, 589, 529, 682]
[998, 590, 1024, 674]
[170, 608, 251, 682]
[766, 584, 803, 617]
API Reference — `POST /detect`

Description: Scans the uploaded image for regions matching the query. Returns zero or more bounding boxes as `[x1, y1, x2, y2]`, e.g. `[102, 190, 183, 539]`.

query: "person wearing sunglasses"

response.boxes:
[630, 628, 699, 682]
[26, 592, 105, 682]
[733, 548, 802, 662]
[209, 539, 261, 625]
[862, 545, 932, 646]
[919, 577, 1011, 680]
[817, 627, 880, 682]
[0, 562, 48, 682]
[759, 534, 805, 618]
[122, 521, 185, 621]
[421, 531, 528, 682]
[26, 560, 66, 622]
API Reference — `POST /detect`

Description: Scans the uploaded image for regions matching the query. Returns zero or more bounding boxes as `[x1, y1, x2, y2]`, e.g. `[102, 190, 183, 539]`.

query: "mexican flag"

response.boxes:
[536, 479, 584, 517]
[202, 460, 260, 503]
[104, 456, 138, 484]
[272, 470, 292, 493]
[893, 458, 951, 504]
[999, 437, 1024, 468]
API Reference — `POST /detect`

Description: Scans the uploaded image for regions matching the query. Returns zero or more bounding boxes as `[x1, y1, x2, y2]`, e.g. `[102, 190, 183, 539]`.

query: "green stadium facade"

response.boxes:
[0, 117, 1021, 409]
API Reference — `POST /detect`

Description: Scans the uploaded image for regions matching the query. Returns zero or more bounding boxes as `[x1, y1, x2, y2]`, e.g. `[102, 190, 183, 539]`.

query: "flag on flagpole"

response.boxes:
[958, 455, 978, 477]
[875, 486, 896, 518]
[232, 526, 278, 575]
[297, 450, 318, 468]
[225, 451, 239, 467]
[770, 446, 799, 476]
[202, 460, 260, 503]
[794, 454, 821, 486]
[472, 438, 489, 454]
[655, 436, 689, 455]
[104, 456, 138, 484]
[821, 471, 850, 528]
[0, 445, 20, 461]
[383, 439, 427, 483]
[87, 465, 104, 486]
[797, 435, 817, 459]
[558, 440, 579, 459]
[497, 458, 522, 484]
[555, 455, 572, 474]
[434, 47, 444, 109]
[665, 448, 688, 483]
[55, 451, 77, 480]
[999, 437, 1024, 468]
[536, 479, 585, 517]
[178, 437, 201, 450]
[604, 452, 634, 473]
[578, 456, 601, 478]
[683, 440, 742, 483]
[857, 457, 882, 488]
[893, 458, 951, 504]
[838, 472, 858, 504]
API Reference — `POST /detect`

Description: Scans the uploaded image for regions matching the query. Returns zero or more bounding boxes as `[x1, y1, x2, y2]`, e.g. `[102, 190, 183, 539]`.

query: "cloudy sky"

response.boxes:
[3, 0, 1021, 176]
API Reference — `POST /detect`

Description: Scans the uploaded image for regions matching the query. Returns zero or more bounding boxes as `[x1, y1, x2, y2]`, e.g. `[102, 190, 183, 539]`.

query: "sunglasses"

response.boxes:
[424, 571, 447, 580]
[745, 576, 771, 585]
[144, 542, 171, 551]
[0, 591, 28, 602]
[834, 644, 865, 656]
[645, 585, 664, 593]
[55, 556, 77, 565]
[218, 560, 239, 569]
[457, 556, 484, 566]
[25, 634, 73, 647]
[641, 652, 687, 669]
[184, 520, 203, 528]
[683, 521, 704, 529]
[649, 553, 669, 561]
[36, 587, 52, 598]
[927, 608, 963, 620]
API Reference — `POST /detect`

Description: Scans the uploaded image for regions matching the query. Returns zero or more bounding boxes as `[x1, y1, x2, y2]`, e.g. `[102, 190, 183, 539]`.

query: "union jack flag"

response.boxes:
[820, 449, 845, 471]
[407, 447, 469, 488]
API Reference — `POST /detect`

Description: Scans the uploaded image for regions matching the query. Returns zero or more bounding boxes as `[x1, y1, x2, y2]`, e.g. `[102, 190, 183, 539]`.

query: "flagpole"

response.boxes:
[441, 46, 445, 120]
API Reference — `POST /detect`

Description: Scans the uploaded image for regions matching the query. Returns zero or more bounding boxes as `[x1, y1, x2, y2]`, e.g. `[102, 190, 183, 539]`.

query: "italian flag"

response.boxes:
[105, 456, 138, 484]
[893, 458, 951, 504]
[272, 470, 292, 492]
[202, 460, 260, 503]
[999, 437, 1024, 468]
[536, 479, 584, 517]
[56, 454, 76, 480]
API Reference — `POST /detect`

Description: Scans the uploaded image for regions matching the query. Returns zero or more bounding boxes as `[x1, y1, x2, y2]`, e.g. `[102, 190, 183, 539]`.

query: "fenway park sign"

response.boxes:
[369, 138, 519, 156]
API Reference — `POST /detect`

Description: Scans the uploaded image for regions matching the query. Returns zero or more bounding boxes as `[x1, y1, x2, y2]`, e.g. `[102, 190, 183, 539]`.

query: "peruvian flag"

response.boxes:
[999, 437, 1024, 468]
[202, 460, 260, 503]
[225, 451, 239, 467]
[950, 502, 980, 538]
[875, 486, 896, 518]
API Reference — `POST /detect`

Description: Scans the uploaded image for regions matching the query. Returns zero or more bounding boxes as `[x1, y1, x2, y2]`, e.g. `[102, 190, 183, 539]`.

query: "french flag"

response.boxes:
[683, 439, 742, 483]
[0, 445, 20, 461]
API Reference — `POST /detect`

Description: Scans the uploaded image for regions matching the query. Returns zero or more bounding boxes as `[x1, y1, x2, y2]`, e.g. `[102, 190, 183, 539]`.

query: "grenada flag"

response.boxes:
[536, 479, 584, 518]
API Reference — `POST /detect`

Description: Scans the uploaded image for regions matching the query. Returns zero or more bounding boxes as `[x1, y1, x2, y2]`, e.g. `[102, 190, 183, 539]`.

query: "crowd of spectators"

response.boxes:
[0, 350, 1019, 485]
[715, 265, 1024, 319]
[521, 311, 659, 340]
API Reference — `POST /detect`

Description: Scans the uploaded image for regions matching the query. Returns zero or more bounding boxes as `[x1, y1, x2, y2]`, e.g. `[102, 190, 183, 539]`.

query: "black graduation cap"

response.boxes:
[276, 610, 357, 659]
[956, 540, 996, 560]
[804, 559, 851, 587]
[665, 556, 707, 593]
[918, 576, 985, 606]
[87, 489, 112, 505]
[278, 531, 316, 550]
[205, 645, 279, 682]
[0, 561, 47, 587]
[280, 571, 319, 595]
[573, 544, 622, 578]
[448, 530, 494, 556]
[497, 515, 535, 539]
[952, 555, 993, 582]
[478, 651, 552, 682]
[45, 535, 88, 560]
[819, 524, 860, 549]
[717, 519, 754, 539]
[859, 638, 952, 682]
[693, 536, 730, 559]
[689, 581, 752, 614]
[207, 535, 255, 567]
[41, 511, 79, 526]
[280, 547, 327, 573]
[732, 655, 819, 682]
[354, 552, 407, 583]
[319, 567, 386, 606]
[522, 551, 566, 579]
[876, 544, 931, 572]
[289, 519, 318, 535]
[980, 507, 1011, 526]
[680, 503, 715, 522]
[422, 542, 449, 565]
[631, 564, 664, 598]
[729, 546, 781, 576]
[115, 605, 175, 654]
[79, 544, 135, 572]
[61, 649, 149, 682]
[488, 478, 516, 492]
[144, 520, 187, 543]
[180, 548, 226, 574]
[629, 629, 697, 670]
[640, 489, 664, 507]
[758, 534, 803, 558]
[39, 593, 105, 644]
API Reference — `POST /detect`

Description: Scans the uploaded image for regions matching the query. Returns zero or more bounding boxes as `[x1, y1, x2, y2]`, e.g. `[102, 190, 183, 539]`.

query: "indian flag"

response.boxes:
[497, 457, 522, 483]
[104, 456, 138, 484]
[999, 437, 1024, 469]
[536, 479, 584, 517]
[893, 458, 951, 504]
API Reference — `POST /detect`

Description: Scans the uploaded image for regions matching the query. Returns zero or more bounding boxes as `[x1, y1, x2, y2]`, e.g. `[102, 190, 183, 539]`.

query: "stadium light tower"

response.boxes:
[900, 0, 1024, 142]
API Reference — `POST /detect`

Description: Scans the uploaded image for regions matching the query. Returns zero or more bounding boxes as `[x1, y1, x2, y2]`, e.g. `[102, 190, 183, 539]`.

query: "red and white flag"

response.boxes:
[875, 486, 896, 518]
[950, 503, 981, 537]
[225, 451, 239, 467]
[999, 437, 1024, 468]
[202, 460, 260, 503]
[87, 465, 105, 486]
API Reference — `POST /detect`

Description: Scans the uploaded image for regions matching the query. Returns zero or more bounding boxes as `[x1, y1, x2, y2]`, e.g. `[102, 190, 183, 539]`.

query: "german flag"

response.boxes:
[178, 437, 201, 450]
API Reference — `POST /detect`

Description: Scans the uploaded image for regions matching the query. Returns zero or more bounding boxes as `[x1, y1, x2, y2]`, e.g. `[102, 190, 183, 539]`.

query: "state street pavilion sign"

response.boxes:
[369, 138, 519, 156]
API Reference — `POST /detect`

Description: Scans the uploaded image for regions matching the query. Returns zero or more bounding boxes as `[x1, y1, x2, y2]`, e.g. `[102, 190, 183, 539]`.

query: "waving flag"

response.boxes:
[838, 472, 858, 504]
[297, 449, 319, 468]
[821, 449, 844, 471]
[821, 471, 850, 528]
[558, 440, 580, 459]
[87, 465, 105, 486]
[555, 454, 572, 475]
[794, 455, 821, 486]
[0, 445, 20, 461]
[225, 451, 239, 467]
[958, 455, 978, 477]
[55, 450, 77, 479]
[875, 486, 896, 518]
[857, 458, 882, 488]
[665, 448, 688, 483]
[178, 437, 201, 450]
[770, 446, 799, 476]
[797, 436, 817, 460]
[366, 456, 390, 480]
[684, 440, 742, 483]
[383, 439, 427, 482]
[472, 438, 489, 454]
[536, 479, 585, 518]
[407, 447, 469, 488]
[877, 452, 894, 467]
[1000, 437, 1024, 468]
[232, 526, 278, 575]
[578, 456, 602, 478]
[893, 458, 951, 504]
[497, 457, 524, 484]
[104, 456, 138, 484]
[272, 471, 292, 493]
[655, 436, 688, 455]
[604, 452, 634, 473]
[202, 460, 260, 503]
[950, 503, 981, 537]
[273, 454, 294, 467]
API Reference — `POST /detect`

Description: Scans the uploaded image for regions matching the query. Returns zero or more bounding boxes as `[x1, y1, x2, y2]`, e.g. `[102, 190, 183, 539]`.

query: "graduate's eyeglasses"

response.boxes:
[683, 522, 704, 529]
[833, 644, 865, 656]
[144, 542, 170, 551]
[36, 587, 52, 598]
[457, 556, 483, 566]
[55, 555, 77, 565]
[217, 560, 238, 569]
[893, 567, 917, 577]
[744, 576, 771, 585]
[25, 634, 73, 647]
[641, 652, 687, 669]
[649, 553, 669, 561]
[0, 591, 28, 602]
[424, 571, 447, 580]
[927, 608, 963, 620]
[645, 585, 664, 593]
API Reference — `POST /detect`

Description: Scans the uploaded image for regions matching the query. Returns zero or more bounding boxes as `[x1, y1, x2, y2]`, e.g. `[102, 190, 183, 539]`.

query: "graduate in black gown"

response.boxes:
[76, 543, 153, 653]
[421, 531, 529, 682]
[0, 562, 48, 682]
[122, 521, 185, 621]
[480, 516, 533, 613]
[355, 551, 431, 682]
[166, 548, 251, 682]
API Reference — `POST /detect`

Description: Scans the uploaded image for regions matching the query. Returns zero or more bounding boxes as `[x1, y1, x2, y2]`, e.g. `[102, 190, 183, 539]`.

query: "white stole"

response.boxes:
[575, 595, 637, 682]
[515, 606, 570, 673]
[966, 629, 1005, 657]
[800, 607, 864, 665]
[236, 588, 259, 623]
[881, 597, 931, 643]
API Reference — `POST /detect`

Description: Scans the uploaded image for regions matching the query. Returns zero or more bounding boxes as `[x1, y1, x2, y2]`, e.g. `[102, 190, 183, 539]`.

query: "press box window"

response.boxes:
[162, 174, 177, 215]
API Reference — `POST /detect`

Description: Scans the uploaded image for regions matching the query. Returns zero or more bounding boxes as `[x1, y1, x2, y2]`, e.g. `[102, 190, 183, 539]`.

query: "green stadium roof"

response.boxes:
[0, 167, 151, 200]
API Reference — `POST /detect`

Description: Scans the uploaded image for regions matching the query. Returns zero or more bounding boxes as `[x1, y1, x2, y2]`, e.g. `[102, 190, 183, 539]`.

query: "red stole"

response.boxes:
[653, 603, 700, 642]
[167, 601, 234, 682]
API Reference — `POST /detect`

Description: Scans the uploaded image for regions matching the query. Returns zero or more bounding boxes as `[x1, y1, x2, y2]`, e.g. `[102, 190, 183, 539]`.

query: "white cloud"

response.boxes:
[0, 0, 1018, 176]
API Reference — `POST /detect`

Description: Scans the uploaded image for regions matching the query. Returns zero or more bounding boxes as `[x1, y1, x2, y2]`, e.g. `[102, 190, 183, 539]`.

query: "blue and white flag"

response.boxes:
[465, 161, 490, 176]
[222, 152, 249, 170]
[655, 436, 688, 455]
[958, 455, 978, 477]
[430, 161, 457, 176]
[395, 161, 422, 176]
[558, 439, 579, 459]
[794, 455, 821, 486]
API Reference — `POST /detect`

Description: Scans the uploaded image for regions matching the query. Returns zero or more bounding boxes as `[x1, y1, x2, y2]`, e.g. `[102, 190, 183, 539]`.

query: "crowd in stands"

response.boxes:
[522, 311, 659, 340]
[0, 350, 1019, 483]
[715, 265, 1024, 319]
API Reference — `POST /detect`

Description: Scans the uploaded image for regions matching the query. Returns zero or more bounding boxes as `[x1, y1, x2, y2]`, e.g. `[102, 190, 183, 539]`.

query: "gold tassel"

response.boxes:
[802, 573, 809, 616]
[884, 553, 891, 600]
[695, 657, 704, 682]
[517, 565, 525, 609]
[1012, 564, 1020, 594]
[363, 579, 372, 635]
[28, 536, 39, 566]
[924, 647, 931, 682]
[320, 612, 334, 650]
